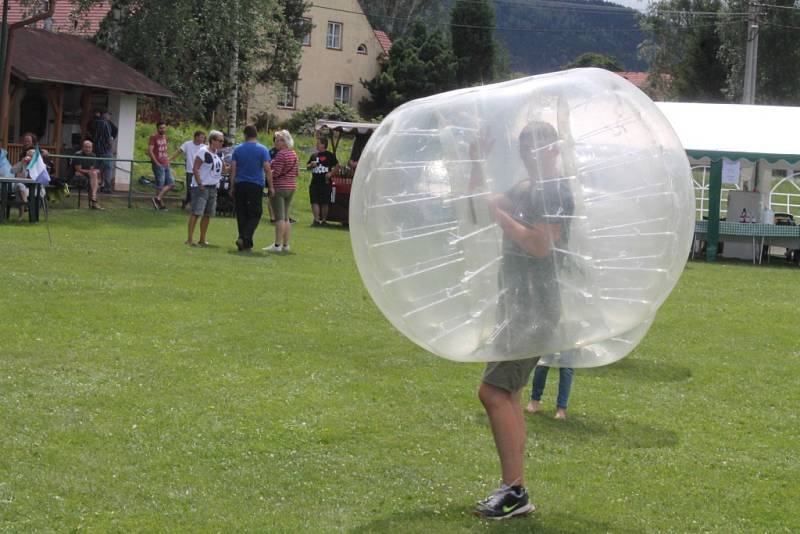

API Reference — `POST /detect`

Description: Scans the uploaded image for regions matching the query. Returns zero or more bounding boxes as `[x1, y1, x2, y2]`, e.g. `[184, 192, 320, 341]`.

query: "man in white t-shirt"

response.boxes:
[186, 130, 225, 246]
[174, 130, 206, 209]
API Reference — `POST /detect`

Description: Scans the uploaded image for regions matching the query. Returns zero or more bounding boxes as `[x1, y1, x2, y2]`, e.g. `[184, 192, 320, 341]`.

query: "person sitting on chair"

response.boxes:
[73, 140, 104, 210]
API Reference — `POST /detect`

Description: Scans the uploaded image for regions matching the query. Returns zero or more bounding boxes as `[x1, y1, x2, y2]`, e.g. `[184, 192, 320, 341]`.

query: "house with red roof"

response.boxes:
[248, 0, 392, 122]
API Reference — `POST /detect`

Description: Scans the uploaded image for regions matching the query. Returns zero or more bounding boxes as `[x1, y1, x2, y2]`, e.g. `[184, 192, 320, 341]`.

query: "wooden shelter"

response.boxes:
[1, 27, 173, 188]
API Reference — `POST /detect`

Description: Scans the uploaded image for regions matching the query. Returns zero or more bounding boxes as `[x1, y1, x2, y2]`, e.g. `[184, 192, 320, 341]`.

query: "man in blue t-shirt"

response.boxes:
[230, 125, 274, 251]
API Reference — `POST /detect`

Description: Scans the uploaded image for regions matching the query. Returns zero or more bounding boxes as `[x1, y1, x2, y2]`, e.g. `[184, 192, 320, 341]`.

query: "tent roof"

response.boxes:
[10, 28, 174, 98]
[656, 102, 800, 164]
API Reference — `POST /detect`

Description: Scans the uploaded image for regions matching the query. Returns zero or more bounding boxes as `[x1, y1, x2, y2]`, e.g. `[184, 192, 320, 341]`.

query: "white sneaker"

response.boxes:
[281, 244, 290, 252]
[263, 244, 282, 252]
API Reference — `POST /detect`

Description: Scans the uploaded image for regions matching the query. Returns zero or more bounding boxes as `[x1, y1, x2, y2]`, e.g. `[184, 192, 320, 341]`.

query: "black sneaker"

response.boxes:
[289, 218, 297, 224]
[474, 486, 534, 520]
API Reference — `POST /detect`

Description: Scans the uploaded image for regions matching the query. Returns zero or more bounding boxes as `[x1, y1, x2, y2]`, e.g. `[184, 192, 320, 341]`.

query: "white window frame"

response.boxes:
[334, 83, 351, 105]
[277, 81, 297, 109]
[326, 21, 342, 50]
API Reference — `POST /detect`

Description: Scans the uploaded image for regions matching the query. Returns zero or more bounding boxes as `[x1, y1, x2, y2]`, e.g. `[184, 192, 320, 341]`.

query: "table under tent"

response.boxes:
[657, 102, 800, 264]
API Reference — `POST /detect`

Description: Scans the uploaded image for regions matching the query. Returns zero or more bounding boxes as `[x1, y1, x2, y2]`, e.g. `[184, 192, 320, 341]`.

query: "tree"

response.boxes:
[450, 0, 497, 86]
[643, 0, 800, 104]
[361, 20, 457, 117]
[718, 0, 800, 104]
[71, 0, 310, 124]
[563, 52, 623, 71]
[641, 0, 727, 102]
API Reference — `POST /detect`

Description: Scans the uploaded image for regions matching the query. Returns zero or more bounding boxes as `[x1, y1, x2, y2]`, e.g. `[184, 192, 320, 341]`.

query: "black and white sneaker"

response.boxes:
[474, 485, 535, 520]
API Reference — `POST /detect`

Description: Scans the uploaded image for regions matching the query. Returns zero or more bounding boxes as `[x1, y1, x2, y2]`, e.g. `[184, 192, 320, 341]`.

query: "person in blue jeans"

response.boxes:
[526, 364, 574, 420]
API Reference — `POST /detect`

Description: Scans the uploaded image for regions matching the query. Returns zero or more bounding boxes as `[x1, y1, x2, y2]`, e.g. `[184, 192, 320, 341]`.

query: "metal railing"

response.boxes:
[46, 153, 187, 208]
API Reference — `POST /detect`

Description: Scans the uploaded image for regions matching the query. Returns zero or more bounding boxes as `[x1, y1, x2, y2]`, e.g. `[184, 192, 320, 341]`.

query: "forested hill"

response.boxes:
[360, 0, 647, 74]
[490, 0, 647, 73]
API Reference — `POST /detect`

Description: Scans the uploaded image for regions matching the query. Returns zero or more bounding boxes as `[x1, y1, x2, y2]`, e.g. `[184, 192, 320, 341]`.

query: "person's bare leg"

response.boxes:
[312, 203, 321, 223]
[90, 171, 99, 200]
[479, 382, 525, 487]
[157, 183, 174, 202]
[187, 214, 198, 244]
[283, 217, 292, 247]
[199, 216, 210, 244]
[321, 203, 329, 222]
[274, 219, 283, 247]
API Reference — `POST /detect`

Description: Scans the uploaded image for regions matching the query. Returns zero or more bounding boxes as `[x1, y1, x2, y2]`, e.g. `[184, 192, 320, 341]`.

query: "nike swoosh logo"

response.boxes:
[502, 503, 520, 513]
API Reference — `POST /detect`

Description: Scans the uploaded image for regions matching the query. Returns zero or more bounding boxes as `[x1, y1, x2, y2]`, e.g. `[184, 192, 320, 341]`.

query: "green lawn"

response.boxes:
[1, 193, 798, 532]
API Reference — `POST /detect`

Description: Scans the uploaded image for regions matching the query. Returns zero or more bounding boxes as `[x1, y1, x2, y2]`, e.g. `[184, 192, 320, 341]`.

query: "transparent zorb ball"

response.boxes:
[350, 68, 694, 366]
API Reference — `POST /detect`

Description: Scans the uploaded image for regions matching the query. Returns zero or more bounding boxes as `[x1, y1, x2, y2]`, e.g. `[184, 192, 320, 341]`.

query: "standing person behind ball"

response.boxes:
[264, 129, 299, 252]
[307, 136, 338, 226]
[175, 130, 206, 210]
[526, 363, 573, 420]
[149, 121, 173, 210]
[471, 121, 574, 520]
[186, 130, 225, 246]
[230, 124, 273, 251]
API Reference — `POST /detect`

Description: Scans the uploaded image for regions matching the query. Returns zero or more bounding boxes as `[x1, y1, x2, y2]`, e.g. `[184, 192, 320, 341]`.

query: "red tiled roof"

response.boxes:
[6, 0, 110, 36]
[374, 30, 392, 55]
[617, 71, 648, 88]
[10, 28, 174, 98]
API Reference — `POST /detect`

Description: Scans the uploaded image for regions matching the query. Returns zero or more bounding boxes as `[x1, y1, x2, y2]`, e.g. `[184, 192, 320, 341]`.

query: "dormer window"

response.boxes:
[357, 44, 367, 55]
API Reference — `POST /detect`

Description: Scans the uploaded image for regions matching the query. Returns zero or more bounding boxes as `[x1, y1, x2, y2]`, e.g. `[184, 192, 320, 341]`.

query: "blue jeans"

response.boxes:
[99, 152, 114, 190]
[531, 365, 574, 409]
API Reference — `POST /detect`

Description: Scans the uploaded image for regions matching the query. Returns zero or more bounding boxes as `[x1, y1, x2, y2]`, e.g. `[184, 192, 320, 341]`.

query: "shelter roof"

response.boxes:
[9, 28, 175, 98]
[656, 101, 800, 164]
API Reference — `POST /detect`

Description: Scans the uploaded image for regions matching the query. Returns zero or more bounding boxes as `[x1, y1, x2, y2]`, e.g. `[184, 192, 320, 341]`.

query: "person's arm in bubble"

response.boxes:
[489, 199, 562, 258]
[468, 128, 494, 222]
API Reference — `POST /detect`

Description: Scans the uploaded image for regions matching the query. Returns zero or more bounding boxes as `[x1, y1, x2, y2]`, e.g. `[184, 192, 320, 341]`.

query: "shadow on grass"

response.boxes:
[470, 412, 679, 449]
[587, 358, 692, 383]
[349, 504, 635, 533]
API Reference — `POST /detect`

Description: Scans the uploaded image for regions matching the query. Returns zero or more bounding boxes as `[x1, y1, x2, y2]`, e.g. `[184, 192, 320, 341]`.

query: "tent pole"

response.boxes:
[706, 159, 723, 262]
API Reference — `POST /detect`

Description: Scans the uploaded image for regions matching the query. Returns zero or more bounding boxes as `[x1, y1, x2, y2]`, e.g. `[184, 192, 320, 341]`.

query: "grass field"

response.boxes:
[1, 189, 799, 532]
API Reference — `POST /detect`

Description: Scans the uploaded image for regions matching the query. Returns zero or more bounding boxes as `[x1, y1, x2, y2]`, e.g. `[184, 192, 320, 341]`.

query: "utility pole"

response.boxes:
[0, 0, 10, 147]
[742, 0, 760, 105]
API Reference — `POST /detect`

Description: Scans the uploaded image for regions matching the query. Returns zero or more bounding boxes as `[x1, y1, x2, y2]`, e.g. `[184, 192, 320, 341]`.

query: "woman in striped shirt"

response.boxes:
[265, 129, 299, 252]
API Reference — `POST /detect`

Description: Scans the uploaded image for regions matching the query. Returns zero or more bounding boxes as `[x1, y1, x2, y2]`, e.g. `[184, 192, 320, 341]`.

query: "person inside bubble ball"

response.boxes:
[473, 120, 574, 520]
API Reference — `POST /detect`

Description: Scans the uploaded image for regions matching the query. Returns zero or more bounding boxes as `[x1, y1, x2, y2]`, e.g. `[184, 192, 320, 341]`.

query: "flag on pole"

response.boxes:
[26, 146, 51, 185]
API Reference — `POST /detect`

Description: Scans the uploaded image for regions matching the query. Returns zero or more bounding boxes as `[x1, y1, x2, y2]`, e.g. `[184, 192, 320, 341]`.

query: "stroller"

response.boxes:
[216, 174, 235, 217]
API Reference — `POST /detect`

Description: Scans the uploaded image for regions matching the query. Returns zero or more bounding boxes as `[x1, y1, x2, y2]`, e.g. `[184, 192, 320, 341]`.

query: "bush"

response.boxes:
[283, 103, 363, 135]
[252, 111, 279, 133]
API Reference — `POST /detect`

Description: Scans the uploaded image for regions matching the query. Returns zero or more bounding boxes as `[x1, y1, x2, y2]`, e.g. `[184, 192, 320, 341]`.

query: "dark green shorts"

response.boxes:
[482, 357, 540, 393]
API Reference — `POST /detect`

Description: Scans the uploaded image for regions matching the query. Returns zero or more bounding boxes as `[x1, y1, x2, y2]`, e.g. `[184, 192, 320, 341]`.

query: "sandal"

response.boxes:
[89, 198, 105, 210]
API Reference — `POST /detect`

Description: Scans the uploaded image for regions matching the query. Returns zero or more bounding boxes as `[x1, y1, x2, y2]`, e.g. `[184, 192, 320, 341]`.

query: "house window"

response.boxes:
[277, 81, 297, 109]
[334, 83, 351, 105]
[301, 18, 311, 46]
[326, 22, 342, 50]
[357, 44, 367, 55]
